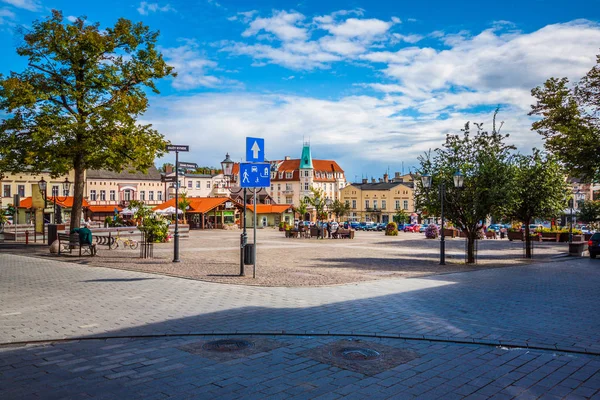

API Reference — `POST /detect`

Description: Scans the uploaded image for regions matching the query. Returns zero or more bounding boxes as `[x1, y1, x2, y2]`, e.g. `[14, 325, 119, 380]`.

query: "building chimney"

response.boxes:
[394, 172, 401, 178]
[284, 156, 291, 161]
[362, 178, 368, 184]
[379, 178, 383, 183]
[383, 173, 388, 183]
[165, 165, 173, 174]
[371, 178, 376, 183]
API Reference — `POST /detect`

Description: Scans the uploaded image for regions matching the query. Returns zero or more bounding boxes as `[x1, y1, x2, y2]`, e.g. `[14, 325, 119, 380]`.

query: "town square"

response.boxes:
[1, 0, 600, 398]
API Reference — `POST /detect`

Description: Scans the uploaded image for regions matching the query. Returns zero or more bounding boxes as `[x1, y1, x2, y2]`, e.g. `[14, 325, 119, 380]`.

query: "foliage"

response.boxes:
[330, 199, 350, 220]
[190, 166, 222, 175]
[306, 186, 327, 222]
[178, 192, 190, 224]
[4, 204, 15, 216]
[293, 201, 308, 221]
[0, 11, 175, 232]
[503, 150, 568, 258]
[416, 112, 515, 263]
[425, 224, 439, 239]
[140, 214, 169, 243]
[393, 209, 409, 225]
[529, 52, 600, 182]
[578, 200, 600, 225]
[385, 222, 398, 236]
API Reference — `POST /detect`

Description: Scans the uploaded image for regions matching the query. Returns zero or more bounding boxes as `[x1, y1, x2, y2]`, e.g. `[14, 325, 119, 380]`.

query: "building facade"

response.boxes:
[164, 172, 230, 200]
[246, 143, 347, 212]
[340, 173, 416, 223]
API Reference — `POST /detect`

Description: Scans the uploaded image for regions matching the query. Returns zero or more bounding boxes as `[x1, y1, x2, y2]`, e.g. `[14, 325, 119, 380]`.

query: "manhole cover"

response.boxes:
[333, 347, 381, 361]
[202, 339, 254, 352]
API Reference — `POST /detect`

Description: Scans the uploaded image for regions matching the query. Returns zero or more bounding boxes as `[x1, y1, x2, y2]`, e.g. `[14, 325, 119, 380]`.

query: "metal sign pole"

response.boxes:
[173, 150, 180, 263]
[253, 188, 257, 279]
[240, 187, 246, 276]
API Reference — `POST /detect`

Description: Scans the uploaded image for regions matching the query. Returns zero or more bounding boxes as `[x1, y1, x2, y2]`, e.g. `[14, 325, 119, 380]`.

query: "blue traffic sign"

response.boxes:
[246, 137, 265, 162]
[240, 163, 271, 188]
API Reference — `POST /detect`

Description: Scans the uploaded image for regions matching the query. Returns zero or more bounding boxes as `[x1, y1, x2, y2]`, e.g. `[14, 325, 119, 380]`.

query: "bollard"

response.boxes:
[25, 230, 29, 245]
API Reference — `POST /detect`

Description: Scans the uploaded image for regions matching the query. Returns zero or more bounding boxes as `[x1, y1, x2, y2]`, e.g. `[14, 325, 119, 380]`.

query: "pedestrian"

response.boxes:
[326, 221, 332, 239]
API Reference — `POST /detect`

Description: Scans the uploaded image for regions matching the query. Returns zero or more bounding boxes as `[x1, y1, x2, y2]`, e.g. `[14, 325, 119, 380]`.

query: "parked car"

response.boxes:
[403, 224, 415, 232]
[376, 223, 387, 231]
[488, 224, 503, 232]
[409, 224, 421, 232]
[356, 222, 367, 231]
[589, 232, 600, 259]
[364, 222, 378, 231]
[349, 221, 360, 230]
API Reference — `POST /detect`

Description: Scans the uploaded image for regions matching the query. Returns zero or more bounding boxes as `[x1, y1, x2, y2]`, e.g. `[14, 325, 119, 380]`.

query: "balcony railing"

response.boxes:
[366, 207, 382, 212]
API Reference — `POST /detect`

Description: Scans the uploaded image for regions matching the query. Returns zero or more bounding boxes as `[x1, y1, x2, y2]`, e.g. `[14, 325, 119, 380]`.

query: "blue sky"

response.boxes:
[1, 0, 599, 181]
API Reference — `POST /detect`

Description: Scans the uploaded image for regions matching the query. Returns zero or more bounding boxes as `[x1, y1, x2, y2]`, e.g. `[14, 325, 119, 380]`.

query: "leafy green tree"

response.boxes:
[416, 118, 515, 264]
[178, 192, 190, 224]
[293, 201, 308, 221]
[0, 11, 175, 231]
[306, 186, 327, 223]
[393, 209, 409, 225]
[504, 150, 568, 258]
[579, 200, 600, 230]
[529, 53, 600, 182]
[330, 199, 350, 221]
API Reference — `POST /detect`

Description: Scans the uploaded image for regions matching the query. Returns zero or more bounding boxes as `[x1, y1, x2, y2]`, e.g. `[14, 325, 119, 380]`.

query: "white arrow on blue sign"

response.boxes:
[246, 137, 265, 163]
[240, 163, 270, 188]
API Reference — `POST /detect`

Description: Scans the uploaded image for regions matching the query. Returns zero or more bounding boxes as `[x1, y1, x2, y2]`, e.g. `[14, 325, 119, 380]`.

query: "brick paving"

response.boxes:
[1, 247, 600, 398]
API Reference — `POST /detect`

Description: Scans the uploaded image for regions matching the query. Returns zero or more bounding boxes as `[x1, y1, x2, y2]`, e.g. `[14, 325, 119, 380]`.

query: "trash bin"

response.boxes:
[47, 224, 58, 245]
[244, 244, 255, 265]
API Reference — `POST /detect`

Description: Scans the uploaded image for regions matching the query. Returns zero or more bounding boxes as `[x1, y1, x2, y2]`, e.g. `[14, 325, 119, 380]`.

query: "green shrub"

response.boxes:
[385, 222, 398, 236]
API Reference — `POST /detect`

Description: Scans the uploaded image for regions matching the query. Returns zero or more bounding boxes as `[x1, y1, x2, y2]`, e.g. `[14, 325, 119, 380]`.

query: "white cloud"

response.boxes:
[0, 0, 39, 11]
[321, 18, 391, 38]
[0, 7, 15, 24]
[243, 10, 307, 42]
[162, 40, 240, 90]
[392, 33, 423, 44]
[137, 1, 174, 16]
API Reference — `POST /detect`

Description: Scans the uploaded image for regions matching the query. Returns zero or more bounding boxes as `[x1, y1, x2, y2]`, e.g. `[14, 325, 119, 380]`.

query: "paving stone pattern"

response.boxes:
[1, 336, 600, 399]
[1, 253, 600, 354]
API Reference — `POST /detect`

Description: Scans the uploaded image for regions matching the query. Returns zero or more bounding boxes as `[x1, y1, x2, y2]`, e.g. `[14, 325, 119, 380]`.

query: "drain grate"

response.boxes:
[334, 347, 381, 361]
[202, 339, 254, 352]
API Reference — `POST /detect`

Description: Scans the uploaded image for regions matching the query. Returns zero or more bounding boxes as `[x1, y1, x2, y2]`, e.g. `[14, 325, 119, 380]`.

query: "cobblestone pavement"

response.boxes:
[1, 253, 600, 398]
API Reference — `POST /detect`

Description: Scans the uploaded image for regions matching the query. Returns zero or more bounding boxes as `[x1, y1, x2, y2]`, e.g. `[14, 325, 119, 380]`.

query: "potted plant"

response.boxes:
[507, 226, 524, 241]
[385, 222, 398, 236]
[425, 224, 439, 239]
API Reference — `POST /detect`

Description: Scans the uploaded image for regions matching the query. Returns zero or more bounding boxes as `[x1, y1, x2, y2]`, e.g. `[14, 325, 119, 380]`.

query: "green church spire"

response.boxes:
[300, 142, 313, 169]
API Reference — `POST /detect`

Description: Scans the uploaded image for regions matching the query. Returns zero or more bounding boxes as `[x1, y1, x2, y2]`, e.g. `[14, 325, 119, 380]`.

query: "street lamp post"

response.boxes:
[421, 171, 463, 265]
[221, 153, 242, 275]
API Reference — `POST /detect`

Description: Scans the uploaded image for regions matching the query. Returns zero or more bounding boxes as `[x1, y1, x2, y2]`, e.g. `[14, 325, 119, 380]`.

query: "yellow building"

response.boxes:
[340, 173, 416, 223]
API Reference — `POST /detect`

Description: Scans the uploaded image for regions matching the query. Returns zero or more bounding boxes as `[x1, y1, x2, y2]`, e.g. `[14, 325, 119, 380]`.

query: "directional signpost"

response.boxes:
[240, 138, 270, 278]
[177, 162, 197, 170]
[166, 144, 190, 263]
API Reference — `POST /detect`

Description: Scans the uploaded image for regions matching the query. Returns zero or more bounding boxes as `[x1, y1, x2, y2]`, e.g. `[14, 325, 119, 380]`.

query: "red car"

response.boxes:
[403, 224, 420, 232]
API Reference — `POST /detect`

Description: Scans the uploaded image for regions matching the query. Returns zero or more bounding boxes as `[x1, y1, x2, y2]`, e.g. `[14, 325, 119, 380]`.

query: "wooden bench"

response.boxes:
[336, 228, 355, 239]
[58, 233, 96, 256]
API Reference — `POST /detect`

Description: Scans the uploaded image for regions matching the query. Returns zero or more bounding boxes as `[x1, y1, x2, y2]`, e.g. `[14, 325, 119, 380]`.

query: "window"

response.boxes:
[270, 184, 274, 191]
[279, 172, 283, 179]
[316, 172, 320, 178]
[149, 191, 154, 201]
[265, 198, 271, 204]
[345, 200, 350, 207]
[110, 190, 116, 201]
[330, 183, 333, 191]
[52, 185, 59, 197]
[365, 200, 370, 209]
[100, 190, 106, 201]
[304, 197, 310, 204]
[90, 190, 97, 201]
[382, 200, 386, 210]
[207, 181, 211, 189]
[18, 185, 25, 197]
[277, 196, 280, 203]
[352, 200, 356, 209]
[286, 172, 292, 179]
[395, 200, 400, 209]
[304, 182, 309, 190]
[277, 184, 281, 191]
[286, 184, 292, 191]
[373, 200, 378, 209]
[139, 191, 145, 201]
[157, 191, 163, 201]
[62, 185, 69, 196]
[123, 190, 132, 201]
[403, 200, 409, 210]
[188, 180, 193, 189]
[286, 197, 292, 203]
[196, 181, 201, 189]
[2, 185, 9, 197]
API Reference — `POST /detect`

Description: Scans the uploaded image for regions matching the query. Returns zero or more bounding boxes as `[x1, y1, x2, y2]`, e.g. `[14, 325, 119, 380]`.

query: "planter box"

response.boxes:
[572, 234, 583, 242]
[443, 228, 458, 238]
[559, 232, 569, 242]
[507, 231, 523, 241]
[459, 231, 467, 238]
[541, 232, 560, 242]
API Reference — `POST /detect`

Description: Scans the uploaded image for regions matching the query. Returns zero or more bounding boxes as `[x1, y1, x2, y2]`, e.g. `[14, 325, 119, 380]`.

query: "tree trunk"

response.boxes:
[467, 232, 476, 264]
[70, 163, 85, 232]
[524, 218, 532, 258]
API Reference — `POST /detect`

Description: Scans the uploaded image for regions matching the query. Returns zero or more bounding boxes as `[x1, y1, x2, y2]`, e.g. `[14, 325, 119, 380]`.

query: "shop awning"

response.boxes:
[89, 205, 122, 213]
